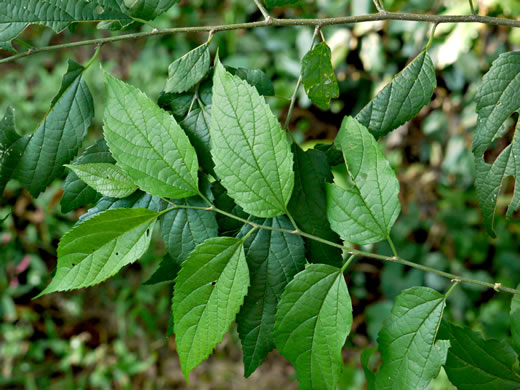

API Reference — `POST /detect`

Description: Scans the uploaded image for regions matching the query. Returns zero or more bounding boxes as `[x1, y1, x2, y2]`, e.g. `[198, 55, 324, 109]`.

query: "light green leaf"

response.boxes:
[123, 0, 178, 20]
[274, 264, 353, 390]
[164, 42, 211, 94]
[471, 51, 520, 236]
[375, 287, 446, 390]
[173, 237, 249, 380]
[265, 0, 303, 8]
[326, 116, 401, 244]
[510, 285, 520, 355]
[237, 216, 306, 377]
[438, 321, 520, 390]
[38, 208, 160, 296]
[181, 105, 214, 175]
[356, 50, 436, 139]
[12, 61, 94, 198]
[61, 139, 115, 213]
[160, 197, 218, 264]
[210, 61, 294, 218]
[301, 42, 339, 110]
[103, 72, 199, 199]
[0, 107, 21, 193]
[65, 163, 137, 198]
[361, 346, 377, 390]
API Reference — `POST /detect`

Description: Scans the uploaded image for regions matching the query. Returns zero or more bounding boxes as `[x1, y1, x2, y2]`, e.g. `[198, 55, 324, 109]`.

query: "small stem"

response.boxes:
[445, 281, 459, 298]
[387, 236, 398, 258]
[425, 22, 438, 49]
[372, 0, 386, 13]
[253, 0, 272, 22]
[242, 225, 259, 241]
[85, 44, 103, 70]
[341, 255, 356, 272]
[285, 209, 301, 233]
[468, 0, 477, 15]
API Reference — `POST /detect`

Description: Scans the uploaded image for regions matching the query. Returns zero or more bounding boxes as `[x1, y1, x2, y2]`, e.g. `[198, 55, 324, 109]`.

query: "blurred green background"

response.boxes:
[1, 0, 520, 388]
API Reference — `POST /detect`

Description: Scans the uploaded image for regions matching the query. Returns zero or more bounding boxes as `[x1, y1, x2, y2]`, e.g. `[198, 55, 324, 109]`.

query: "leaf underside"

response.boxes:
[66, 163, 137, 198]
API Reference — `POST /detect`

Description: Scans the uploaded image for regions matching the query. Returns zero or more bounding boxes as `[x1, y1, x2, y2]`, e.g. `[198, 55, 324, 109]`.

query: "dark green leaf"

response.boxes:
[173, 237, 249, 380]
[438, 321, 520, 390]
[510, 285, 520, 355]
[38, 208, 160, 296]
[375, 287, 446, 390]
[104, 72, 199, 199]
[471, 51, 520, 236]
[0, 107, 21, 193]
[61, 139, 116, 213]
[236, 216, 306, 377]
[0, 23, 26, 52]
[228, 67, 275, 96]
[327, 116, 401, 244]
[265, 0, 303, 8]
[210, 61, 294, 217]
[274, 264, 353, 389]
[144, 255, 180, 285]
[160, 197, 218, 264]
[12, 61, 93, 198]
[212, 181, 249, 235]
[361, 346, 377, 390]
[356, 51, 436, 138]
[181, 105, 214, 175]
[287, 144, 343, 267]
[123, 0, 179, 20]
[301, 42, 339, 110]
[164, 42, 211, 94]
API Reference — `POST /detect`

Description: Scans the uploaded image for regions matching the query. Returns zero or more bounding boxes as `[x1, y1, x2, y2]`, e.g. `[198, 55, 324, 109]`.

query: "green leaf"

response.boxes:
[79, 191, 164, 222]
[301, 42, 339, 110]
[228, 67, 275, 96]
[0, 107, 21, 193]
[160, 197, 218, 264]
[361, 346, 377, 390]
[356, 50, 436, 138]
[0, 1, 132, 48]
[144, 255, 180, 285]
[164, 42, 211, 94]
[265, 0, 303, 8]
[103, 72, 199, 199]
[65, 163, 137, 198]
[288, 144, 343, 267]
[61, 139, 116, 213]
[173, 237, 249, 380]
[236, 216, 306, 377]
[326, 116, 401, 244]
[274, 264, 353, 390]
[38, 208, 160, 296]
[210, 61, 294, 218]
[510, 285, 520, 355]
[11, 61, 94, 198]
[375, 287, 446, 390]
[471, 51, 520, 236]
[438, 321, 520, 390]
[212, 180, 249, 235]
[123, 0, 179, 20]
[181, 105, 214, 175]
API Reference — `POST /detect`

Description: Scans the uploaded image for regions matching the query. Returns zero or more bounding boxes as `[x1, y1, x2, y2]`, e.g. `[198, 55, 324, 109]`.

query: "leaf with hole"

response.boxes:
[210, 60, 294, 218]
[37, 208, 160, 296]
[236, 216, 306, 377]
[173, 237, 249, 380]
[438, 320, 520, 390]
[375, 287, 446, 390]
[471, 51, 520, 237]
[301, 42, 339, 110]
[104, 72, 199, 199]
[65, 163, 137, 198]
[356, 50, 436, 139]
[327, 116, 401, 244]
[274, 264, 352, 390]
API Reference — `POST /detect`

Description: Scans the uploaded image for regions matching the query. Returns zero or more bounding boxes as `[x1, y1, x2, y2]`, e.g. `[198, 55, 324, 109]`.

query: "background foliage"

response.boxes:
[1, 0, 520, 388]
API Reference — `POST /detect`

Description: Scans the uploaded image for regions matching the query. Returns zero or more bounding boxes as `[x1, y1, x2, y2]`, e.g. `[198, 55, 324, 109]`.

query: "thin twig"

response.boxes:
[469, 0, 477, 15]
[372, 0, 386, 13]
[2, 12, 520, 65]
[253, 0, 272, 23]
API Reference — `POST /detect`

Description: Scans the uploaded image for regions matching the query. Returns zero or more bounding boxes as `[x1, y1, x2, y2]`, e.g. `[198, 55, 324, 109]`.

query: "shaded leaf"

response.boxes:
[173, 237, 249, 380]
[356, 50, 436, 138]
[274, 264, 352, 390]
[361, 346, 377, 390]
[327, 116, 401, 244]
[438, 321, 520, 390]
[471, 51, 520, 236]
[287, 144, 343, 266]
[164, 42, 211, 94]
[0, 23, 26, 52]
[144, 255, 180, 285]
[104, 72, 199, 199]
[123, 0, 179, 20]
[212, 180, 249, 235]
[61, 139, 116, 213]
[38, 208, 160, 296]
[0, 107, 21, 193]
[210, 61, 294, 217]
[301, 42, 339, 110]
[65, 163, 137, 198]
[181, 105, 214, 175]
[375, 287, 446, 390]
[510, 285, 520, 355]
[265, 0, 303, 8]
[237, 216, 306, 377]
[228, 67, 275, 96]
